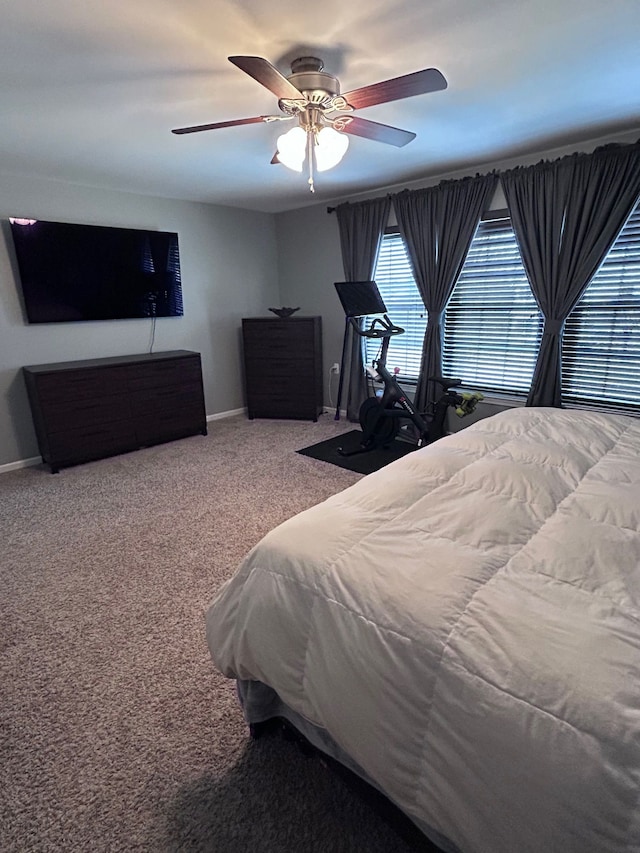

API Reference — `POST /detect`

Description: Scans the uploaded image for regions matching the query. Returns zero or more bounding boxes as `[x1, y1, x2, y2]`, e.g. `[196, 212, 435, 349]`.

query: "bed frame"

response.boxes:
[239, 679, 454, 853]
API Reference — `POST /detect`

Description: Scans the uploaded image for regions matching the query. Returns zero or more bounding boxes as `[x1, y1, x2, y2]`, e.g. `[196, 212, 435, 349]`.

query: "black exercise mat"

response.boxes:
[297, 429, 416, 475]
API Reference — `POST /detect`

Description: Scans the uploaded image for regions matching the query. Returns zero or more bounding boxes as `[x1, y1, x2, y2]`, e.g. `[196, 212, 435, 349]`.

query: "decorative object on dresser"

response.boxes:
[23, 350, 207, 473]
[242, 316, 323, 421]
[268, 306, 300, 318]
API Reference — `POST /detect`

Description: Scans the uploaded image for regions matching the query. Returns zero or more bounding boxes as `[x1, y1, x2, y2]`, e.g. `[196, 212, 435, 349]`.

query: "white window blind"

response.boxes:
[442, 216, 543, 394]
[365, 232, 427, 377]
[563, 200, 640, 411]
[370, 221, 543, 393]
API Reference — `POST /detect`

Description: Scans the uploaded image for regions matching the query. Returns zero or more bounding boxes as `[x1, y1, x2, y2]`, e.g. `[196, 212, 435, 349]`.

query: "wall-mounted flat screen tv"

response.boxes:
[8, 217, 183, 323]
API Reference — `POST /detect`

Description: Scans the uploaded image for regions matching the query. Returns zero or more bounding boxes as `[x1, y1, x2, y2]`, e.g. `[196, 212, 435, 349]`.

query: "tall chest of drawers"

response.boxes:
[23, 350, 207, 472]
[242, 316, 323, 421]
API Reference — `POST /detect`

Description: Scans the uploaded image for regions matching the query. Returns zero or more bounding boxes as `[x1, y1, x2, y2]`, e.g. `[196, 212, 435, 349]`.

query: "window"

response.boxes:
[364, 231, 427, 377]
[369, 200, 640, 412]
[442, 214, 542, 394]
[562, 202, 640, 410]
[368, 218, 543, 394]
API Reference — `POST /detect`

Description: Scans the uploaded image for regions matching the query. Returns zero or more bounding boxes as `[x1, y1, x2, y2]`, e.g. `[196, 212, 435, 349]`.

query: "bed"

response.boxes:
[205, 407, 640, 853]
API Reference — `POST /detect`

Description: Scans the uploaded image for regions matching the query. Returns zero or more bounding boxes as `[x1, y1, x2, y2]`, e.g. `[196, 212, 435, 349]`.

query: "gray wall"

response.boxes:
[275, 205, 346, 415]
[0, 174, 279, 467]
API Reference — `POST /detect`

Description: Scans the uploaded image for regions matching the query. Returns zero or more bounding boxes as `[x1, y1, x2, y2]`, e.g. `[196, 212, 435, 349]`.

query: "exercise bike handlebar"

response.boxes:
[349, 314, 405, 339]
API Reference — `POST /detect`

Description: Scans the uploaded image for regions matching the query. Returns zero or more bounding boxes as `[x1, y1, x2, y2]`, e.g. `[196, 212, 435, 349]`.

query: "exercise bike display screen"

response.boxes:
[334, 281, 387, 317]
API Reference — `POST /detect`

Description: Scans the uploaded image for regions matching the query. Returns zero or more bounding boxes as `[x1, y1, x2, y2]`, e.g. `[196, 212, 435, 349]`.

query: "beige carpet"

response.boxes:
[1, 414, 423, 853]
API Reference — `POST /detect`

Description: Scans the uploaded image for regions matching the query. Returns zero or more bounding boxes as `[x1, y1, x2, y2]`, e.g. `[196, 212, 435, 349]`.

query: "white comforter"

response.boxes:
[206, 407, 640, 853]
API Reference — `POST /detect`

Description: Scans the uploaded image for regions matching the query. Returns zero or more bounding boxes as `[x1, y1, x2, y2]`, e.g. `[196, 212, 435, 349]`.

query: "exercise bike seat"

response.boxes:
[430, 375, 463, 391]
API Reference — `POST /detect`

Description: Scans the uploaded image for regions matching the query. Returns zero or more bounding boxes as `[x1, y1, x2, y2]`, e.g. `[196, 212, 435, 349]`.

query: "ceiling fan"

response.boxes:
[172, 55, 447, 192]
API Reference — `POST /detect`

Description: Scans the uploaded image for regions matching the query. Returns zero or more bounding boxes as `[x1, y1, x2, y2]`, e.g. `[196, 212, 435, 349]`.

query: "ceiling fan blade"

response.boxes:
[342, 68, 447, 110]
[172, 116, 267, 135]
[228, 55, 303, 100]
[335, 116, 416, 147]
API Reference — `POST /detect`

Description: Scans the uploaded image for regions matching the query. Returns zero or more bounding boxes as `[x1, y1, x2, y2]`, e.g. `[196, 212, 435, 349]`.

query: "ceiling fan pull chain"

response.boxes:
[307, 131, 315, 193]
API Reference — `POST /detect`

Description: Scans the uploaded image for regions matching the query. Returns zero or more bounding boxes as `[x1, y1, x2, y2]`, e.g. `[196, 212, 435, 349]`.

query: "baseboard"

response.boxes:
[207, 407, 246, 422]
[0, 456, 42, 474]
[1, 409, 248, 475]
[323, 406, 348, 419]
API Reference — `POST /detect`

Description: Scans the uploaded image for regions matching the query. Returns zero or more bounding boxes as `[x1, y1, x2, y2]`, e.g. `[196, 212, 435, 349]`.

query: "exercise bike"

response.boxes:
[334, 284, 483, 458]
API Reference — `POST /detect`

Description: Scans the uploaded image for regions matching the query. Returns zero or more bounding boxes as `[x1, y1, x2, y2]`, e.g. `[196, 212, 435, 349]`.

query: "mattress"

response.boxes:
[206, 407, 640, 853]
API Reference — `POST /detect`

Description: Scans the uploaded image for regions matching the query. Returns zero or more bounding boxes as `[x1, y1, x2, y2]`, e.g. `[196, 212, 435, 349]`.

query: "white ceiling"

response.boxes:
[2, 0, 639, 214]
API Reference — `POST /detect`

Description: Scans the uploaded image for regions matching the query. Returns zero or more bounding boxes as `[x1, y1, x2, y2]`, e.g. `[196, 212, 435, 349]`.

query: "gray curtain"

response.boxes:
[336, 196, 391, 420]
[501, 140, 640, 407]
[392, 173, 498, 414]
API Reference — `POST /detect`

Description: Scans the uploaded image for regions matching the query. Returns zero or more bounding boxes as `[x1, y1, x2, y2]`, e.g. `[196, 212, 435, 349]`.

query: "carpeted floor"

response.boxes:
[1, 414, 425, 853]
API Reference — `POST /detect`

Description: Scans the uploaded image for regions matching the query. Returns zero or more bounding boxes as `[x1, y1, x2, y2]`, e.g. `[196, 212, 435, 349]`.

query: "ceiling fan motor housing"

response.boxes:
[287, 56, 340, 102]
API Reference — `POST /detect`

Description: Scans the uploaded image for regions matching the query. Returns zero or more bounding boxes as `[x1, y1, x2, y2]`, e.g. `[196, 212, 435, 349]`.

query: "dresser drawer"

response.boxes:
[243, 320, 318, 356]
[35, 366, 129, 402]
[125, 356, 202, 391]
[129, 381, 204, 416]
[247, 393, 320, 419]
[47, 420, 137, 464]
[243, 356, 315, 383]
[41, 392, 131, 433]
[135, 405, 206, 445]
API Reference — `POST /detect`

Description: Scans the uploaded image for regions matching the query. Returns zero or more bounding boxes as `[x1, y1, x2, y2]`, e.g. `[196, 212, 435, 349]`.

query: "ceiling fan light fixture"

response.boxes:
[276, 123, 349, 177]
[315, 126, 349, 172]
[276, 126, 306, 172]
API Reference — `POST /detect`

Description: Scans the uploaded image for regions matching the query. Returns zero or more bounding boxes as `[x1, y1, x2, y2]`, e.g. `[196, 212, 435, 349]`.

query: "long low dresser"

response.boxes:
[23, 350, 207, 472]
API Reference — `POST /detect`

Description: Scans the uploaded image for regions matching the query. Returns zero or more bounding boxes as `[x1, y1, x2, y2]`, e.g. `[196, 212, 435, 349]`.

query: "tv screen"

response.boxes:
[8, 218, 183, 323]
